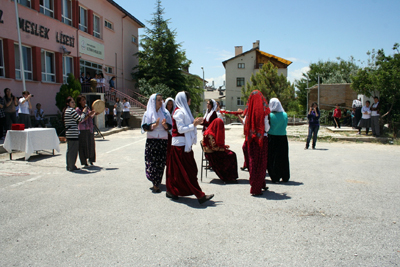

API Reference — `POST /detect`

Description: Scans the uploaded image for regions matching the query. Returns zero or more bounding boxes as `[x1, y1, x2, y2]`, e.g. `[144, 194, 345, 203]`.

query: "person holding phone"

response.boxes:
[305, 102, 320, 150]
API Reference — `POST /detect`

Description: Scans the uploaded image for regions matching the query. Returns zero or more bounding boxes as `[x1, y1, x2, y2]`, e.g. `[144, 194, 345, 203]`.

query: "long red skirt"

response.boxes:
[248, 136, 268, 195]
[205, 150, 238, 182]
[166, 146, 205, 198]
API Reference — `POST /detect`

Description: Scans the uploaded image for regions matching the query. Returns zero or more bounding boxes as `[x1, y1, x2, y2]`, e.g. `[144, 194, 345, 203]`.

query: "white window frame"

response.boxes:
[14, 44, 33, 81]
[40, 0, 54, 18]
[79, 6, 88, 32]
[62, 55, 74, 84]
[41, 50, 55, 82]
[237, 97, 245, 106]
[105, 20, 113, 30]
[236, 77, 245, 87]
[61, 0, 72, 26]
[0, 39, 4, 77]
[93, 14, 101, 38]
[17, 0, 31, 8]
[238, 63, 245, 69]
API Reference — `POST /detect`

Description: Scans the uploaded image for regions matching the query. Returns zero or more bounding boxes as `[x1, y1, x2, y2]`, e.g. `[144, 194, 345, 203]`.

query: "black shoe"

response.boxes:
[68, 167, 80, 172]
[166, 191, 179, 200]
[251, 192, 263, 196]
[198, 194, 214, 204]
[262, 186, 269, 191]
[240, 167, 247, 171]
[89, 161, 94, 166]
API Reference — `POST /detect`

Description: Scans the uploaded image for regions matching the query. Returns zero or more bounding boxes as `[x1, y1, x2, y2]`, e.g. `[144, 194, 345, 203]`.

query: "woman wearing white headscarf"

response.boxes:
[141, 94, 172, 193]
[164, 97, 176, 166]
[201, 99, 218, 132]
[166, 91, 214, 204]
[267, 98, 290, 183]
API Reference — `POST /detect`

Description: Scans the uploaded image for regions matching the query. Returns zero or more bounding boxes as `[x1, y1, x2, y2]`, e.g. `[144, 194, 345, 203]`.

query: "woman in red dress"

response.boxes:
[166, 91, 214, 204]
[201, 99, 218, 132]
[243, 90, 270, 196]
[202, 118, 238, 183]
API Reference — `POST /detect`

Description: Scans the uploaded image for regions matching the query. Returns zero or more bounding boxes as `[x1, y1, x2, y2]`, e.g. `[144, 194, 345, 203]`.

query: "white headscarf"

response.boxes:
[203, 99, 217, 121]
[141, 93, 172, 134]
[174, 92, 197, 152]
[269, 98, 285, 113]
[164, 97, 176, 115]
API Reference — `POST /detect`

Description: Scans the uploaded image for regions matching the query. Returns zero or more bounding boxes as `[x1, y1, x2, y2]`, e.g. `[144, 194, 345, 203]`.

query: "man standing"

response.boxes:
[114, 97, 123, 128]
[18, 91, 32, 128]
[370, 96, 381, 137]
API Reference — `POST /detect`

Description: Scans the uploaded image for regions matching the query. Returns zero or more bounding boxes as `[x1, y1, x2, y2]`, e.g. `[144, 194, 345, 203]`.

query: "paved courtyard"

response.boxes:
[0, 127, 399, 266]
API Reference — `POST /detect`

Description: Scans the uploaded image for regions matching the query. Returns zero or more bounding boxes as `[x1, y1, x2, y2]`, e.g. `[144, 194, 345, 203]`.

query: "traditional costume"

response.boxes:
[202, 99, 218, 132]
[202, 118, 238, 182]
[164, 97, 176, 157]
[76, 106, 96, 166]
[267, 98, 290, 183]
[166, 92, 213, 204]
[141, 94, 172, 191]
[244, 90, 270, 195]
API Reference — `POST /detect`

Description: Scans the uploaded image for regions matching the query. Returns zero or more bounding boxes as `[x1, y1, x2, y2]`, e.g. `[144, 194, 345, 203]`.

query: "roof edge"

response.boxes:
[107, 0, 145, 28]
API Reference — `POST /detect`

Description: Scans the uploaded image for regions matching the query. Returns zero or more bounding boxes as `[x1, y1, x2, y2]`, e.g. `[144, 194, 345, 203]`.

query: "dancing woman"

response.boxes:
[141, 94, 172, 193]
[164, 97, 176, 157]
[244, 90, 270, 196]
[267, 98, 290, 183]
[166, 91, 214, 204]
[76, 95, 96, 167]
[202, 118, 238, 183]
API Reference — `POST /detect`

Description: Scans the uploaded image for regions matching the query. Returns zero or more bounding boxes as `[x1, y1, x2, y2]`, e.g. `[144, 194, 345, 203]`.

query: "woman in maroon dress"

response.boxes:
[201, 99, 218, 132]
[243, 90, 271, 196]
[164, 97, 175, 157]
[166, 91, 214, 204]
[202, 118, 238, 183]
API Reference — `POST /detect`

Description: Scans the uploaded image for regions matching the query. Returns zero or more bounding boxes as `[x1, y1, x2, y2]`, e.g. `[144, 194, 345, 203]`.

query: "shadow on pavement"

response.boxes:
[170, 197, 219, 209]
[265, 180, 304, 186]
[15, 153, 61, 162]
[264, 190, 291, 200]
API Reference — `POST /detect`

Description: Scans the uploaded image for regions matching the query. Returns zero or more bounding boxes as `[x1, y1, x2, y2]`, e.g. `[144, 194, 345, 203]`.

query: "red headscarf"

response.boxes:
[244, 90, 270, 147]
[203, 118, 225, 148]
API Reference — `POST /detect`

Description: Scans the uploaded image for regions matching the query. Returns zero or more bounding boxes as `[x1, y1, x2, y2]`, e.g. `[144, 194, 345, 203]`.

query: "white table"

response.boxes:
[3, 128, 61, 160]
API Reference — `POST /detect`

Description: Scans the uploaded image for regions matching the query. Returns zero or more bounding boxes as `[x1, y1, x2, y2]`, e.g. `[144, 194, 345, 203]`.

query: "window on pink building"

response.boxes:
[62, 56, 73, 83]
[61, 0, 72, 26]
[79, 6, 88, 32]
[41, 50, 55, 82]
[40, 0, 54, 18]
[14, 44, 33, 80]
[0, 39, 4, 77]
[93, 14, 101, 38]
[17, 0, 31, 8]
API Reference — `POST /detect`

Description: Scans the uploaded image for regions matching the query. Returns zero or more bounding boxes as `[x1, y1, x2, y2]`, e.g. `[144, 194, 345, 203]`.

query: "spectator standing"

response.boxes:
[122, 98, 131, 127]
[333, 104, 342, 128]
[305, 102, 320, 150]
[114, 97, 123, 128]
[370, 96, 381, 137]
[109, 76, 116, 101]
[34, 103, 45, 127]
[342, 108, 351, 126]
[18, 91, 32, 128]
[358, 101, 371, 135]
[3, 88, 18, 131]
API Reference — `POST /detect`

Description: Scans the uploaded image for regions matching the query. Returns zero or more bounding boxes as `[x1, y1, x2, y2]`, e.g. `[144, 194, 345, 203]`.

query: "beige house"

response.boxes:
[222, 40, 292, 111]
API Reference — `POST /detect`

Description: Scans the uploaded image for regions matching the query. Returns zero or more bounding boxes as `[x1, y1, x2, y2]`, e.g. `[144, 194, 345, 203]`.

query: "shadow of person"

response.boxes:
[264, 190, 291, 200]
[209, 178, 225, 185]
[281, 181, 304, 186]
[312, 148, 328, 151]
[167, 196, 220, 209]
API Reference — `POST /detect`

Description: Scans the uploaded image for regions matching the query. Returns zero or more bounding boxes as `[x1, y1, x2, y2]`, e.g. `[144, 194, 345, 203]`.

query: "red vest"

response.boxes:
[172, 107, 184, 137]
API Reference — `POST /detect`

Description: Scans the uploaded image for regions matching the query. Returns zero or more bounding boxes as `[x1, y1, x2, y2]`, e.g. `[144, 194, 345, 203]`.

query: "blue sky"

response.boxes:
[117, 0, 400, 88]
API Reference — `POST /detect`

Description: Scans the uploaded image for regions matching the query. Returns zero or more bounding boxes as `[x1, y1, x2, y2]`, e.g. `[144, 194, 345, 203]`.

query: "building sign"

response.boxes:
[19, 18, 50, 39]
[79, 35, 104, 60]
[56, 32, 75, 47]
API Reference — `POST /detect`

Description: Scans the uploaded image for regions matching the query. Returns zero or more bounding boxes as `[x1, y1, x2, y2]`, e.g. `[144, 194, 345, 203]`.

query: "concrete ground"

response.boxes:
[0, 127, 399, 266]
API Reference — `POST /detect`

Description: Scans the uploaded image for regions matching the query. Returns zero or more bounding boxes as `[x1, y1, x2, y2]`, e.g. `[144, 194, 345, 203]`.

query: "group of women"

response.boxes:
[141, 90, 290, 202]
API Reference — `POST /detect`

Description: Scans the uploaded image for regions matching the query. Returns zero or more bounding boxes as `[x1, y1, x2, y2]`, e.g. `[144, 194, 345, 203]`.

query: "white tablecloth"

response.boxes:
[3, 128, 60, 160]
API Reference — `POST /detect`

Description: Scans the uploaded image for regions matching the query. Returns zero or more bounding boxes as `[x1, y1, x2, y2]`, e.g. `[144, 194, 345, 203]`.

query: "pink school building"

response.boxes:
[0, 0, 144, 115]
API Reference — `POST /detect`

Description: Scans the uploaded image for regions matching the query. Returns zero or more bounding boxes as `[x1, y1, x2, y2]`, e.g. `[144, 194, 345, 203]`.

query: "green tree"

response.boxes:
[138, 78, 173, 99]
[55, 73, 81, 112]
[295, 58, 359, 112]
[241, 62, 295, 110]
[132, 0, 190, 96]
[351, 43, 400, 136]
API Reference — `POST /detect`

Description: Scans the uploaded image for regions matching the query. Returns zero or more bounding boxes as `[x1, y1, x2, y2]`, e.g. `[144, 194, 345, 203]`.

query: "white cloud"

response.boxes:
[206, 73, 226, 88]
[288, 66, 310, 84]
[286, 57, 309, 64]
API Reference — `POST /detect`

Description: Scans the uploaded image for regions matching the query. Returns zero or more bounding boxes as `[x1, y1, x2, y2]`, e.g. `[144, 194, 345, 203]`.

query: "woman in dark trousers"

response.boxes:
[63, 97, 95, 171]
[305, 102, 320, 149]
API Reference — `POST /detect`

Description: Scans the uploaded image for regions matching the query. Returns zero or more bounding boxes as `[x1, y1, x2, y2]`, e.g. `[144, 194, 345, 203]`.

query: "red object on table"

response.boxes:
[11, 124, 25, 130]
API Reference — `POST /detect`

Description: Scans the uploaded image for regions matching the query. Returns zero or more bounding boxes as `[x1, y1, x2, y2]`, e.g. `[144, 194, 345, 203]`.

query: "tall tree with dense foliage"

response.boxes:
[351, 43, 400, 136]
[132, 0, 201, 108]
[295, 58, 359, 112]
[241, 62, 295, 109]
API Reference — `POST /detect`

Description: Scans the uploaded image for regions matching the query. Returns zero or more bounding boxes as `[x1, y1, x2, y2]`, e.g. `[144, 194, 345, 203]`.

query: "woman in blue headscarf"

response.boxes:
[141, 94, 172, 193]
